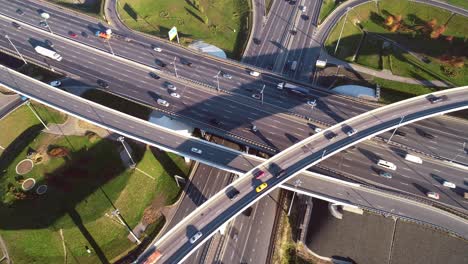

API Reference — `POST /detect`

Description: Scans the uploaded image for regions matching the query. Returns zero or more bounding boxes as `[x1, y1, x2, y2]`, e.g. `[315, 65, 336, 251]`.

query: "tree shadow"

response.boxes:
[357, 147, 381, 163]
[123, 3, 138, 21]
[412, 182, 429, 195]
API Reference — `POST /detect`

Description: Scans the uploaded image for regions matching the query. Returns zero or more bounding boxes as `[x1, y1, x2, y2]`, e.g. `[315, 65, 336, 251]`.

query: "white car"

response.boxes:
[170, 92, 180, 98]
[426, 192, 440, 200]
[191, 147, 202, 154]
[314, 127, 322, 133]
[442, 181, 456, 188]
[346, 128, 357, 136]
[301, 6, 307, 12]
[153, 47, 162, 52]
[307, 99, 317, 106]
[157, 99, 169, 107]
[50, 80, 61, 87]
[249, 71, 260, 77]
[377, 160, 397, 171]
[189, 231, 203, 244]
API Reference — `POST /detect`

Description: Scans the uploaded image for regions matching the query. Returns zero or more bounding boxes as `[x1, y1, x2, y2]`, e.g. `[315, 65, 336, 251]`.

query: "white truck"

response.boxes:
[277, 82, 309, 95]
[34, 46, 62, 61]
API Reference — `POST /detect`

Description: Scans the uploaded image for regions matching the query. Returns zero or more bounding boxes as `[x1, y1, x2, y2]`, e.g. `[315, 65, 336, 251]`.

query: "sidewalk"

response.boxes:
[322, 54, 452, 88]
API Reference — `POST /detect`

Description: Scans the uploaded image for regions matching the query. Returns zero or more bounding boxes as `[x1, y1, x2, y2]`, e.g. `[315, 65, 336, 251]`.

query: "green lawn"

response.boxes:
[318, 0, 340, 24]
[0, 102, 66, 149]
[356, 35, 383, 70]
[325, 16, 363, 60]
[442, 0, 468, 10]
[46, 0, 102, 16]
[265, 0, 274, 15]
[373, 77, 437, 104]
[0, 129, 189, 263]
[117, 0, 251, 59]
[325, 0, 468, 86]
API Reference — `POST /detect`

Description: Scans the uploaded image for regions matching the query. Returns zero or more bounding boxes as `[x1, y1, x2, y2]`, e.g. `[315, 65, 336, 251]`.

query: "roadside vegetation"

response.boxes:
[318, 0, 346, 24]
[117, 0, 251, 59]
[0, 104, 189, 263]
[443, 0, 468, 9]
[325, 0, 468, 87]
[46, 0, 103, 16]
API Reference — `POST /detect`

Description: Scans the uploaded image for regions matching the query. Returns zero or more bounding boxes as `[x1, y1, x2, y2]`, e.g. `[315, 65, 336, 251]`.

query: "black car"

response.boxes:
[428, 95, 446, 104]
[276, 169, 286, 178]
[210, 119, 221, 125]
[12, 22, 21, 29]
[227, 188, 240, 200]
[155, 59, 167, 67]
[82, 32, 89, 38]
[420, 131, 435, 139]
[39, 21, 47, 27]
[97, 79, 109, 88]
[45, 40, 54, 47]
[149, 72, 160, 79]
[16, 8, 24, 15]
[290, 29, 297, 35]
[395, 130, 407, 137]
[181, 60, 193, 67]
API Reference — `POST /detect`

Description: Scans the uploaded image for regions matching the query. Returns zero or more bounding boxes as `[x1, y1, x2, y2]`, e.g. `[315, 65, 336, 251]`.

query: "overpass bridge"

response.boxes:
[148, 87, 468, 263]
[3, 62, 467, 242]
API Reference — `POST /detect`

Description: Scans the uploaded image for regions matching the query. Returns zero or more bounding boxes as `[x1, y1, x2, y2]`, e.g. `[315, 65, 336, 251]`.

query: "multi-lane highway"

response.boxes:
[150, 87, 468, 263]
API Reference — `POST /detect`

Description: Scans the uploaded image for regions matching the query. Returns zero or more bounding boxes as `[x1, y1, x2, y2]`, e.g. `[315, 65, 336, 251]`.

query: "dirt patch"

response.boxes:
[142, 194, 167, 225]
[21, 178, 36, 191]
[15, 159, 34, 175]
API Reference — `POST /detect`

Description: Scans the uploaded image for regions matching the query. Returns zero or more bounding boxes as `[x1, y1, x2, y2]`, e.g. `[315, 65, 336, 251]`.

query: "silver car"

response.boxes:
[190, 231, 203, 244]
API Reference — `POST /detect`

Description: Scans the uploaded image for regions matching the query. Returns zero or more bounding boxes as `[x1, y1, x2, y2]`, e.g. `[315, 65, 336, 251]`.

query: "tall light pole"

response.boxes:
[117, 136, 136, 168]
[260, 84, 265, 105]
[321, 149, 327, 161]
[111, 209, 141, 244]
[105, 29, 114, 55]
[26, 101, 49, 130]
[214, 71, 220, 92]
[451, 141, 466, 163]
[387, 116, 405, 144]
[334, 7, 350, 55]
[40, 12, 53, 34]
[5, 35, 27, 65]
[288, 179, 302, 216]
[172, 57, 178, 78]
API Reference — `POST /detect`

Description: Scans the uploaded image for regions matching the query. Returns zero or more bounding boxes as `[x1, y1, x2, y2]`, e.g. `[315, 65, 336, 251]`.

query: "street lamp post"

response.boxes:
[288, 179, 303, 216]
[40, 12, 53, 34]
[26, 101, 49, 130]
[334, 7, 350, 55]
[387, 116, 405, 144]
[117, 136, 136, 168]
[5, 35, 27, 65]
[105, 29, 115, 55]
[172, 57, 178, 78]
[260, 84, 265, 105]
[111, 209, 141, 244]
[321, 149, 327, 161]
[214, 71, 220, 91]
[105, 39, 115, 55]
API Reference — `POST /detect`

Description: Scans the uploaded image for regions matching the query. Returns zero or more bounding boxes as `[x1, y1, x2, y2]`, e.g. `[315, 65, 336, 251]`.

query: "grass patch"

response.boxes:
[325, 16, 363, 60]
[0, 102, 66, 149]
[82, 89, 152, 120]
[117, 0, 251, 59]
[325, 0, 468, 86]
[265, 0, 274, 16]
[356, 35, 383, 70]
[0, 131, 189, 263]
[318, 0, 342, 24]
[373, 77, 437, 103]
[46, 0, 102, 16]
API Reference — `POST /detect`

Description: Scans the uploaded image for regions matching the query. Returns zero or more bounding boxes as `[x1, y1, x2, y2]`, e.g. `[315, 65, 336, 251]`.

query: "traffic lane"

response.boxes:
[0, 68, 262, 174]
[160, 175, 276, 263]
[236, 189, 279, 264]
[320, 146, 468, 209]
[285, 175, 468, 238]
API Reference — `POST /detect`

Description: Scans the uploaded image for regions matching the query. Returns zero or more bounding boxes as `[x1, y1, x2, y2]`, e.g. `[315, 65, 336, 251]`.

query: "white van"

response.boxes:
[377, 160, 397, 171]
[404, 154, 423, 164]
[442, 181, 456, 188]
[290, 61, 297, 71]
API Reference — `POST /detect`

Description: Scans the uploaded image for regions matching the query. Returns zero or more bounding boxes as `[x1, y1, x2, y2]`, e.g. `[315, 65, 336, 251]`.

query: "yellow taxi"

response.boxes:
[255, 182, 268, 193]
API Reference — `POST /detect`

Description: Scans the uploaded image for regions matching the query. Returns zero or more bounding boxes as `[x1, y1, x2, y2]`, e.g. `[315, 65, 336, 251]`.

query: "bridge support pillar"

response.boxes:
[328, 203, 343, 220]
[244, 145, 250, 153]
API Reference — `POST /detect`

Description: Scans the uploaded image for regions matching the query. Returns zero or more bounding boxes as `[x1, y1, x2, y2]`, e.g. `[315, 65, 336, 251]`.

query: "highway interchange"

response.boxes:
[0, 0, 467, 263]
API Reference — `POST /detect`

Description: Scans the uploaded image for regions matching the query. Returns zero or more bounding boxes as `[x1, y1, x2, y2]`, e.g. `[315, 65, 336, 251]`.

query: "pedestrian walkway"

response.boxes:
[322, 54, 452, 87]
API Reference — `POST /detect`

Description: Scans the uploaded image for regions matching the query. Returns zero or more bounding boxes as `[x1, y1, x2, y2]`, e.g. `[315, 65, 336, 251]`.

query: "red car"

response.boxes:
[69, 32, 78, 38]
[254, 170, 265, 179]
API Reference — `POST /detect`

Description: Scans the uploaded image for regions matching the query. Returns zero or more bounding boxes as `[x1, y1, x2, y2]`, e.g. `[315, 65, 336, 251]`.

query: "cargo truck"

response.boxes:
[95, 30, 111, 39]
[34, 46, 62, 61]
[277, 82, 308, 95]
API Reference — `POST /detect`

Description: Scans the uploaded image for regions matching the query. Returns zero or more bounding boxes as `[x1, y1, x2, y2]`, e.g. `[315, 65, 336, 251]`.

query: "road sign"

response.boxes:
[168, 26, 179, 43]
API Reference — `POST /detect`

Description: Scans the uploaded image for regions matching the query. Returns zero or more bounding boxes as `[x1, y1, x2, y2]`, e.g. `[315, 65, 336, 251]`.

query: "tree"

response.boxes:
[384, 15, 394, 26]
[426, 18, 437, 29]
[430, 25, 446, 39]
[48, 146, 70, 158]
[390, 23, 400, 32]
[395, 14, 402, 23]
